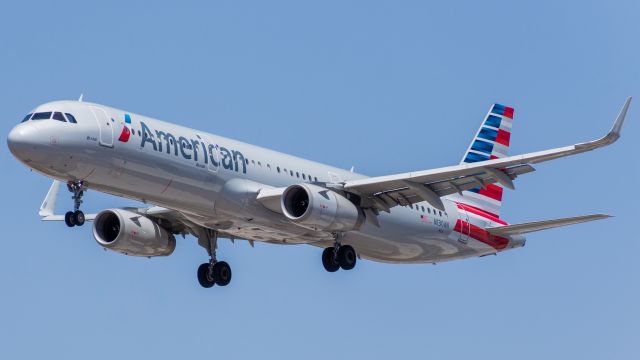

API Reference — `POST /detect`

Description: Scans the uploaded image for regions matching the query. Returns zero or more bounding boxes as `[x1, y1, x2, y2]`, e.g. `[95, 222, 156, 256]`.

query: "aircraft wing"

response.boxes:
[343, 97, 631, 212]
[485, 214, 611, 236]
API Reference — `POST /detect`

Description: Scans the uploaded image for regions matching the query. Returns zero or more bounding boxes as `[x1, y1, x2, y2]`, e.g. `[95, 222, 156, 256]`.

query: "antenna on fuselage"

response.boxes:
[78, 94, 84, 102]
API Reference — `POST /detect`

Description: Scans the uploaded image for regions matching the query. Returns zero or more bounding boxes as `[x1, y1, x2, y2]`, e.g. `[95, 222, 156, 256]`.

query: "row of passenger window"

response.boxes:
[22, 112, 78, 123]
[243, 156, 320, 182]
[409, 203, 446, 217]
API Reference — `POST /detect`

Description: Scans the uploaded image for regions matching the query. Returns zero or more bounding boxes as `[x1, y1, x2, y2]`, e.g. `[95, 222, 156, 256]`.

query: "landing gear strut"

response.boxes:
[322, 233, 357, 272]
[197, 229, 232, 288]
[65, 181, 86, 227]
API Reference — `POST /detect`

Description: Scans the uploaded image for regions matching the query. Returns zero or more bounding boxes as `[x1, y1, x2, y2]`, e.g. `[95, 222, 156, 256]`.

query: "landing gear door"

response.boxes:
[91, 106, 114, 148]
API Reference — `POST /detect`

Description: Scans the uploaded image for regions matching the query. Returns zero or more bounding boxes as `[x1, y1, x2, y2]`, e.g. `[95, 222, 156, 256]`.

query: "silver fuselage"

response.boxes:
[7, 101, 524, 263]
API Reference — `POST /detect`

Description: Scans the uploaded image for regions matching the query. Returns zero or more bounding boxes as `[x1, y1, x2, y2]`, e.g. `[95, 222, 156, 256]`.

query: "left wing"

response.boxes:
[486, 214, 611, 236]
[343, 97, 631, 212]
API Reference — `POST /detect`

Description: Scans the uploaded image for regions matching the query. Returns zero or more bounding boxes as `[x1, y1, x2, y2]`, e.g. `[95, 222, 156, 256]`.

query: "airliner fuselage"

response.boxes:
[8, 101, 523, 264]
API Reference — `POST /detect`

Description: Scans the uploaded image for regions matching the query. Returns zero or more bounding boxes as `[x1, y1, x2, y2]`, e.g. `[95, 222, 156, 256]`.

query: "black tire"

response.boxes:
[73, 210, 85, 226]
[322, 247, 340, 272]
[197, 263, 215, 288]
[338, 245, 357, 270]
[213, 261, 232, 286]
[64, 211, 75, 227]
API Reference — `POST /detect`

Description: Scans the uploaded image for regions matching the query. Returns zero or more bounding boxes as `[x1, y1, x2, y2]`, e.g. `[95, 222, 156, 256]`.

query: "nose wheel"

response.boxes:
[65, 181, 87, 227]
[322, 233, 357, 272]
[196, 229, 232, 288]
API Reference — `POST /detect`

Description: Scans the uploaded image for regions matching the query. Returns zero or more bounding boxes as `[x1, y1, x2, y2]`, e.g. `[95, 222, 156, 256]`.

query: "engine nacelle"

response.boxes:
[281, 183, 364, 231]
[92, 209, 176, 257]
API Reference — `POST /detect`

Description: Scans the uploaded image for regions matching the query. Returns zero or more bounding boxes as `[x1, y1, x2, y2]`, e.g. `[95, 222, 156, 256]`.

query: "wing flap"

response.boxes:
[486, 214, 611, 236]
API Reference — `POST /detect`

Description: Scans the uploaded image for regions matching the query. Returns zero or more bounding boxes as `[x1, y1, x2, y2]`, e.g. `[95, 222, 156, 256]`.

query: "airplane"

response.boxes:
[6, 97, 631, 288]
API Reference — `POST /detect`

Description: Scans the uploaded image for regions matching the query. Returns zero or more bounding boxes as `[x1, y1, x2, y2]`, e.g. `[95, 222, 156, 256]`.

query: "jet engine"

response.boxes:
[281, 183, 364, 232]
[92, 209, 176, 257]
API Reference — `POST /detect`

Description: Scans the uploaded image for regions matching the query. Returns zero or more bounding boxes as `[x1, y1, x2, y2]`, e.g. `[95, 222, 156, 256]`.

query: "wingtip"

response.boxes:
[610, 97, 632, 136]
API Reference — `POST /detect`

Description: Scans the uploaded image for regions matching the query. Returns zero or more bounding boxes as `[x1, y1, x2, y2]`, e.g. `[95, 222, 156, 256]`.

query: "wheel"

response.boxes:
[64, 211, 75, 227]
[213, 261, 232, 286]
[73, 210, 85, 226]
[337, 245, 357, 270]
[197, 263, 215, 288]
[322, 247, 340, 272]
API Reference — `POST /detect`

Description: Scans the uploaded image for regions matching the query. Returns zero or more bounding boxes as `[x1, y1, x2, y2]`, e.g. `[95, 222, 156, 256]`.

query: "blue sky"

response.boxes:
[1, 1, 638, 358]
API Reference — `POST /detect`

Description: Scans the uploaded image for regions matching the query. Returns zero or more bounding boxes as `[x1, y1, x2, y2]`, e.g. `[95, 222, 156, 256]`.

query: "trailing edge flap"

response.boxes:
[485, 214, 611, 236]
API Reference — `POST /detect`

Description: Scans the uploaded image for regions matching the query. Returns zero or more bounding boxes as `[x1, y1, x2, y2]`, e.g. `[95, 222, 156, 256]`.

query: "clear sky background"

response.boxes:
[1, 1, 638, 359]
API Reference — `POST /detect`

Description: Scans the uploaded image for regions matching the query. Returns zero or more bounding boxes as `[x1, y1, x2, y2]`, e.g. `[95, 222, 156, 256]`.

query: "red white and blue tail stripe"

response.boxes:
[449, 103, 515, 218]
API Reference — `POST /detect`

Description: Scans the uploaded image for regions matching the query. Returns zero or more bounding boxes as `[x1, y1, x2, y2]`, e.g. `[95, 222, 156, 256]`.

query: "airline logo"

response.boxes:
[118, 114, 132, 142]
[138, 121, 248, 174]
[458, 103, 515, 217]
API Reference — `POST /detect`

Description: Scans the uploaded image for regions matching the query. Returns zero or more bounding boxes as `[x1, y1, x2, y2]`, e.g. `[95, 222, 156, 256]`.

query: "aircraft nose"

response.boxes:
[7, 123, 41, 161]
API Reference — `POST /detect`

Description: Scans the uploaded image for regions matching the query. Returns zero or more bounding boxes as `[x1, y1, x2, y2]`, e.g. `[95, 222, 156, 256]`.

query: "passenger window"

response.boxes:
[314, 177, 318, 182]
[439, 211, 442, 216]
[428, 208, 431, 214]
[52, 112, 67, 122]
[421, 206, 425, 212]
[31, 112, 52, 120]
[290, 170, 293, 176]
[302, 174, 306, 180]
[277, 167, 281, 173]
[21, 113, 33, 122]
[64, 113, 78, 123]
[296, 172, 300, 178]
[245, 159, 249, 165]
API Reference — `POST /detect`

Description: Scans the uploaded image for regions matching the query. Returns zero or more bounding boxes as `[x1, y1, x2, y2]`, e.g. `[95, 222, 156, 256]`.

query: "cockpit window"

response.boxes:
[21, 113, 33, 123]
[65, 113, 78, 123]
[31, 112, 53, 120]
[52, 112, 67, 122]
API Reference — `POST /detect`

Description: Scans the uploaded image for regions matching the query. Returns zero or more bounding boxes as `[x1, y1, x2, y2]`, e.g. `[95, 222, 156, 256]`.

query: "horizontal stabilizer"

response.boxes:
[486, 214, 611, 236]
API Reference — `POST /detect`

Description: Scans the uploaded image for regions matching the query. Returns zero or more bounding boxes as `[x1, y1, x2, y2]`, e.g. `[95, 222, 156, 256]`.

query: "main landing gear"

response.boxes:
[65, 181, 86, 228]
[197, 229, 232, 288]
[322, 233, 357, 272]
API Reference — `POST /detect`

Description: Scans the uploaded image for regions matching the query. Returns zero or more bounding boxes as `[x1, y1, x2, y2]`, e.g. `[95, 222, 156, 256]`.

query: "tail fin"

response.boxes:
[449, 103, 515, 218]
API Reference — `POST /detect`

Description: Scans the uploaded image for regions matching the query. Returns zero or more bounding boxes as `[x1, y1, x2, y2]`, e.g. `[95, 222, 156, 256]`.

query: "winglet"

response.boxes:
[609, 96, 632, 138]
[39, 180, 61, 218]
[576, 97, 632, 150]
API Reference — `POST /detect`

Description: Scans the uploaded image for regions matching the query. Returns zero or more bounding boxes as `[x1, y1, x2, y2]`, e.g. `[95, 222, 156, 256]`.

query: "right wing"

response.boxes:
[342, 97, 632, 212]
[39, 180, 204, 239]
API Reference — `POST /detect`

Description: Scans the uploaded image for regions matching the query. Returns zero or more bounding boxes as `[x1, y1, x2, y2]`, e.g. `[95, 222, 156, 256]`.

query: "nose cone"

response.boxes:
[7, 123, 41, 162]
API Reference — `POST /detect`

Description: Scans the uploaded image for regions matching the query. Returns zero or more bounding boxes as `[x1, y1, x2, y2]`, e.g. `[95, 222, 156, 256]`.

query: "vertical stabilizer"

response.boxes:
[449, 103, 515, 217]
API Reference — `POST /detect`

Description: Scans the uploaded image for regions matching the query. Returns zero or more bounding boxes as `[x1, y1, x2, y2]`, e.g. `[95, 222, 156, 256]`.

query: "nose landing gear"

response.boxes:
[322, 233, 357, 272]
[64, 181, 86, 227]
